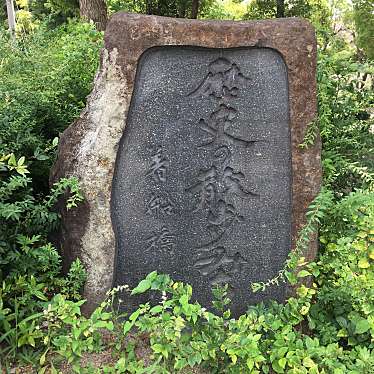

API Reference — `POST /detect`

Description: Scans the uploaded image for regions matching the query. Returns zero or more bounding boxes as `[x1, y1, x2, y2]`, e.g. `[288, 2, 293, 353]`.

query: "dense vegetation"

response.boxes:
[0, 0, 373, 372]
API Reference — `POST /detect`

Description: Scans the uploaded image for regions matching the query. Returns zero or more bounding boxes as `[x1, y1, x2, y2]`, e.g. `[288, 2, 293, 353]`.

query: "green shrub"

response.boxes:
[0, 19, 100, 366]
[22, 229, 374, 373]
[0, 153, 86, 361]
[316, 52, 374, 193]
[308, 191, 374, 349]
[0, 21, 102, 190]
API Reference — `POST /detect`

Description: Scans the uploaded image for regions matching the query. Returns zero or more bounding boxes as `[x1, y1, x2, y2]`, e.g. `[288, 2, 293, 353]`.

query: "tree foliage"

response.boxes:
[0, 22, 102, 191]
[352, 0, 374, 59]
[106, 0, 214, 18]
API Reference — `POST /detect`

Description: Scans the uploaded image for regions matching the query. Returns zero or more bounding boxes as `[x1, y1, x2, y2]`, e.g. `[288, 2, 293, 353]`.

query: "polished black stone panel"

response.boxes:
[111, 46, 291, 316]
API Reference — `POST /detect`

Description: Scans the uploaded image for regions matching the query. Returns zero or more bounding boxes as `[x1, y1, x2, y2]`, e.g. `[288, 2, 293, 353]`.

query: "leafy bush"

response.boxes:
[0, 21, 102, 190]
[309, 191, 374, 349]
[353, 0, 374, 60]
[303, 50, 374, 194]
[0, 19, 99, 367]
[30, 0, 80, 27]
[321, 56, 373, 185]
[0, 153, 86, 360]
[244, 0, 333, 38]
[11, 219, 373, 373]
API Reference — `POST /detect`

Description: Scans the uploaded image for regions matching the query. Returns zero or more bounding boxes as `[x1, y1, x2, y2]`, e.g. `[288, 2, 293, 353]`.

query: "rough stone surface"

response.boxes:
[51, 13, 321, 315]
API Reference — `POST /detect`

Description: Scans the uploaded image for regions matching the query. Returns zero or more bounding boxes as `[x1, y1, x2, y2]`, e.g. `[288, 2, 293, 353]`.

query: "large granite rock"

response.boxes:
[51, 13, 321, 316]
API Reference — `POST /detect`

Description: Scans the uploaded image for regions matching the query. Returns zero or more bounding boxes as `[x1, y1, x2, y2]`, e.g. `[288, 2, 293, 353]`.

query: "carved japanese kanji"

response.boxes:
[146, 147, 169, 183]
[146, 226, 176, 253]
[188, 57, 250, 100]
[187, 57, 259, 286]
[146, 193, 174, 217]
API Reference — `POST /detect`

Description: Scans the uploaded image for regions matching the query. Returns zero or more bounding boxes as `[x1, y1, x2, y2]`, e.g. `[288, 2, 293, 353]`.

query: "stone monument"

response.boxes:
[51, 13, 321, 316]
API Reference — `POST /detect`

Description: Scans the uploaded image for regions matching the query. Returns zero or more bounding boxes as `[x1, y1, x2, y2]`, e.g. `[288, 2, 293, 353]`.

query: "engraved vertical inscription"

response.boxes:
[144, 146, 175, 251]
[112, 47, 292, 316]
[187, 58, 259, 286]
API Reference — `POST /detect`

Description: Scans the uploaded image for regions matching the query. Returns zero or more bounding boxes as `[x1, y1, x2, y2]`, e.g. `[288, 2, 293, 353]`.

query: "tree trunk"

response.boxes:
[276, 0, 285, 18]
[5, 0, 16, 39]
[191, 0, 199, 19]
[79, 0, 108, 31]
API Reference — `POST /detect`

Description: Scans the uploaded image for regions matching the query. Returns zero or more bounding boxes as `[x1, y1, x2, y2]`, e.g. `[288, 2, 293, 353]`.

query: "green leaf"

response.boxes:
[50, 363, 58, 374]
[247, 358, 254, 370]
[17, 156, 25, 166]
[9, 153, 16, 166]
[94, 320, 114, 330]
[358, 258, 370, 269]
[303, 357, 315, 368]
[35, 154, 49, 161]
[152, 343, 168, 358]
[278, 358, 287, 369]
[129, 309, 141, 321]
[355, 318, 370, 334]
[40, 350, 48, 366]
[297, 270, 311, 278]
[131, 279, 151, 295]
[123, 321, 133, 335]
[146, 271, 158, 281]
[285, 271, 297, 285]
[28, 335, 35, 347]
[34, 290, 48, 301]
[174, 358, 187, 370]
[272, 360, 284, 373]
[150, 305, 163, 314]
[179, 294, 188, 307]
[117, 357, 128, 370]
[336, 316, 348, 328]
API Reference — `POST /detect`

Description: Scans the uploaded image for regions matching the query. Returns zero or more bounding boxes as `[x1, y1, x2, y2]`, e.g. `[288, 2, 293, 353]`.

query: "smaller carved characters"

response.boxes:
[146, 193, 174, 217]
[146, 226, 176, 253]
[146, 147, 169, 183]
